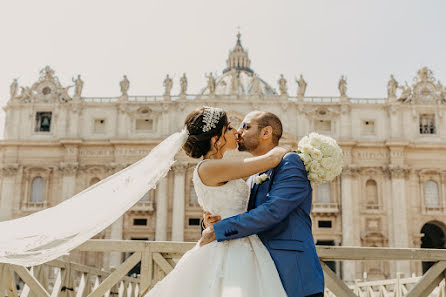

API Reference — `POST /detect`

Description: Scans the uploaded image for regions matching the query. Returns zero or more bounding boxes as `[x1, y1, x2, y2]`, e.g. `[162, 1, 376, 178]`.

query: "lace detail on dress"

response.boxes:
[193, 160, 250, 219]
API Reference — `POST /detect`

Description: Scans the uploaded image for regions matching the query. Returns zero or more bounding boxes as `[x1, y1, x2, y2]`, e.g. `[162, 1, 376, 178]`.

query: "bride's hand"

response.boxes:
[203, 211, 221, 228]
[270, 146, 292, 165]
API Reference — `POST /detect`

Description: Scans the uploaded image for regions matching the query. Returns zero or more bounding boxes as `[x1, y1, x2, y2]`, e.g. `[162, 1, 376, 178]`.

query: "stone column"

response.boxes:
[60, 162, 78, 201]
[0, 164, 19, 221]
[389, 165, 410, 275]
[341, 165, 356, 282]
[172, 163, 187, 241]
[155, 177, 169, 241]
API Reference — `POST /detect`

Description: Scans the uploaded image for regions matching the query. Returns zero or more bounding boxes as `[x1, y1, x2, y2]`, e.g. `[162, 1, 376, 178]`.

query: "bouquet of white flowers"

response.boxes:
[296, 133, 343, 184]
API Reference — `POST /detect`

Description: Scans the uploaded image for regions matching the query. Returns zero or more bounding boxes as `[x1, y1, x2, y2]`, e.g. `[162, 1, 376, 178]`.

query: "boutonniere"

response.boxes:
[254, 173, 269, 185]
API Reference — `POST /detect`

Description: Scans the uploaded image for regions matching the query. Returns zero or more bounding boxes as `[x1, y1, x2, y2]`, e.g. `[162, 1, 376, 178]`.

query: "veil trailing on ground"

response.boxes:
[0, 128, 189, 266]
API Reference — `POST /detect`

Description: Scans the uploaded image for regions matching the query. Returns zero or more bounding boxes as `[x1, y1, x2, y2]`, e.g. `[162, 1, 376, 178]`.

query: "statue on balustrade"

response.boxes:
[296, 74, 307, 97]
[206, 73, 216, 94]
[397, 82, 412, 103]
[278, 74, 288, 96]
[163, 74, 173, 96]
[338, 75, 347, 97]
[10, 79, 18, 99]
[180, 73, 188, 95]
[120, 75, 130, 96]
[19, 87, 33, 102]
[387, 74, 399, 98]
[73, 75, 84, 98]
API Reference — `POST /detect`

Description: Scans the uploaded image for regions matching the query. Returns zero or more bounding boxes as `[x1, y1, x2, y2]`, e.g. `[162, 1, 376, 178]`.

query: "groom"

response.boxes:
[200, 111, 324, 297]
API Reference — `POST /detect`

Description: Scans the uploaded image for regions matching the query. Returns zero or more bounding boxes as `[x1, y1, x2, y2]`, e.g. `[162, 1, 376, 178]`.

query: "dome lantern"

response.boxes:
[223, 33, 253, 74]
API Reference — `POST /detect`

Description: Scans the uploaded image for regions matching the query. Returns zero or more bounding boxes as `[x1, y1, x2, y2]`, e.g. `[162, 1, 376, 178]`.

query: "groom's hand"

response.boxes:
[199, 225, 216, 246]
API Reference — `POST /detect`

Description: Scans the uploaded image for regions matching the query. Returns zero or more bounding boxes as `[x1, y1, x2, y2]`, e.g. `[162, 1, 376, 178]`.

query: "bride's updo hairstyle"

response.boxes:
[183, 106, 229, 158]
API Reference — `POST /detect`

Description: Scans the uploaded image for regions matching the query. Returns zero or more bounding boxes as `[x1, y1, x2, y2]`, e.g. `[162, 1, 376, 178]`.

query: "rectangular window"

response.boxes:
[35, 112, 52, 132]
[188, 218, 200, 226]
[136, 119, 153, 132]
[133, 218, 147, 226]
[419, 114, 436, 134]
[318, 220, 332, 228]
[94, 119, 106, 133]
[131, 237, 149, 241]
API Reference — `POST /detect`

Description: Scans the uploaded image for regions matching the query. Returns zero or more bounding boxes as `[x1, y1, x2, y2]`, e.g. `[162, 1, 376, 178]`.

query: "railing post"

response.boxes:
[139, 245, 152, 297]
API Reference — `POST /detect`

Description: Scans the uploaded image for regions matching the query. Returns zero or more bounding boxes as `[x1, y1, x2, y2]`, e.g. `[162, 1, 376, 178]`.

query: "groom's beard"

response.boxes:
[237, 136, 260, 152]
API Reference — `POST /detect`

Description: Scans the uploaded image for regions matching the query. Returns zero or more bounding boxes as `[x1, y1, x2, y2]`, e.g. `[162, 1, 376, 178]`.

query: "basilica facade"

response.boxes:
[1, 35, 446, 281]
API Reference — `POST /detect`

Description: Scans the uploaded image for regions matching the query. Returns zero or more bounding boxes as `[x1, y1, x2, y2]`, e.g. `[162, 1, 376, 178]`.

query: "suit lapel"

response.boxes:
[247, 173, 259, 210]
[249, 169, 275, 209]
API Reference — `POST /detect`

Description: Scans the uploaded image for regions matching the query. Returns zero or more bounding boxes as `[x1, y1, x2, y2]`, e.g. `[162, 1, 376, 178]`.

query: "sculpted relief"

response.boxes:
[397, 67, 446, 104]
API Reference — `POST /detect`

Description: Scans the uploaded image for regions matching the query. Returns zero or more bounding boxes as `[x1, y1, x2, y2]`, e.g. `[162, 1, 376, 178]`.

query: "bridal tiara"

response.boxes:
[202, 106, 224, 132]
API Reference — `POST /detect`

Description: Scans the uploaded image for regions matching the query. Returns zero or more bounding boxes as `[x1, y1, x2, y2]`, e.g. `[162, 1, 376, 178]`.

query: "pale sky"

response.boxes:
[0, 0, 445, 136]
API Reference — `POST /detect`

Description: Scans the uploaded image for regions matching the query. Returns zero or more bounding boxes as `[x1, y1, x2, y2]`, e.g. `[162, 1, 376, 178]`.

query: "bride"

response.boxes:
[145, 106, 290, 297]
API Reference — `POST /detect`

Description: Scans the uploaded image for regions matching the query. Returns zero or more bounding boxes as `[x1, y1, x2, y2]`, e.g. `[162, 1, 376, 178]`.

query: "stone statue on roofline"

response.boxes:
[338, 75, 347, 97]
[206, 73, 216, 95]
[180, 73, 188, 96]
[278, 74, 288, 96]
[73, 75, 84, 98]
[387, 74, 399, 99]
[163, 74, 173, 96]
[120, 75, 130, 96]
[296, 74, 307, 97]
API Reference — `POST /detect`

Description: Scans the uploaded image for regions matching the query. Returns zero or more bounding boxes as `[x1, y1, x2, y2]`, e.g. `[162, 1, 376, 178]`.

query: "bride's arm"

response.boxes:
[198, 147, 289, 186]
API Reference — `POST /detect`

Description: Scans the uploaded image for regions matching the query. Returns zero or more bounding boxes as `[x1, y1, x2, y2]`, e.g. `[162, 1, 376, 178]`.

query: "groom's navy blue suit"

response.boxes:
[214, 152, 324, 297]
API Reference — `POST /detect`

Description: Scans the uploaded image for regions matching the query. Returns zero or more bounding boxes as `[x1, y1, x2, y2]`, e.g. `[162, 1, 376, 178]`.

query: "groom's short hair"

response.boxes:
[256, 112, 283, 145]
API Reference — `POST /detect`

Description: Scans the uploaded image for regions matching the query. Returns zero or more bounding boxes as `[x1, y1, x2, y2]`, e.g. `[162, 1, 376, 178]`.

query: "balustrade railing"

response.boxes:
[79, 95, 389, 105]
[2, 241, 446, 297]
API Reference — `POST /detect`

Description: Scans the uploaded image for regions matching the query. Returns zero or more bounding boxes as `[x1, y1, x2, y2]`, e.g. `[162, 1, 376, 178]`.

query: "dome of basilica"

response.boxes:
[200, 34, 276, 96]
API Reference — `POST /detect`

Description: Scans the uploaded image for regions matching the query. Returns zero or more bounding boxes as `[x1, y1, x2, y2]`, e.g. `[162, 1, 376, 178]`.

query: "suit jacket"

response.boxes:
[213, 152, 324, 297]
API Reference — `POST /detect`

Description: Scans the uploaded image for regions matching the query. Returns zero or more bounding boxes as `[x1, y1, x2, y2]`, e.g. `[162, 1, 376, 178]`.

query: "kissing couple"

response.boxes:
[142, 106, 339, 297]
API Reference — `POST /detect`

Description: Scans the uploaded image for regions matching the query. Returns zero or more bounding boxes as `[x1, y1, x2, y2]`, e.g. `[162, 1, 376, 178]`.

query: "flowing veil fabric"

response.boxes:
[0, 129, 188, 266]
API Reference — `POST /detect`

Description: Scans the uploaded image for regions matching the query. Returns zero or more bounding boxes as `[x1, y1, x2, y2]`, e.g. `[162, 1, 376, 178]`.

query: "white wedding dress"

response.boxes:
[145, 160, 288, 297]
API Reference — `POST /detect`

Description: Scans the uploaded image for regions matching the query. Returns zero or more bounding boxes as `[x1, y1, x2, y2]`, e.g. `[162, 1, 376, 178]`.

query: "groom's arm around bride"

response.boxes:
[201, 152, 324, 297]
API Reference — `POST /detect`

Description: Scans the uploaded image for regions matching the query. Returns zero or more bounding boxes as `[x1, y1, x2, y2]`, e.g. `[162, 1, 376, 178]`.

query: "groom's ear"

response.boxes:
[261, 126, 273, 140]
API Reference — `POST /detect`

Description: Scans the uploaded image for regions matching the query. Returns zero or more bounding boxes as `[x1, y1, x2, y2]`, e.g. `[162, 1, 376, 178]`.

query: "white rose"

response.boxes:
[309, 160, 321, 173]
[310, 148, 323, 161]
[310, 136, 322, 148]
[321, 157, 335, 170]
[300, 144, 312, 155]
[299, 152, 311, 165]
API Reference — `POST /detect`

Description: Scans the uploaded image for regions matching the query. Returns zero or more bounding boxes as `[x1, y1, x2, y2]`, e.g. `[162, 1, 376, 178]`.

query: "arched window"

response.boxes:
[366, 180, 378, 205]
[317, 183, 330, 203]
[30, 177, 45, 202]
[189, 184, 199, 207]
[89, 177, 100, 186]
[425, 180, 439, 207]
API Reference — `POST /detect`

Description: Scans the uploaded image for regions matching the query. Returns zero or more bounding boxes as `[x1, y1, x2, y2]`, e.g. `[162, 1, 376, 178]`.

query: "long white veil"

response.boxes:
[0, 128, 188, 266]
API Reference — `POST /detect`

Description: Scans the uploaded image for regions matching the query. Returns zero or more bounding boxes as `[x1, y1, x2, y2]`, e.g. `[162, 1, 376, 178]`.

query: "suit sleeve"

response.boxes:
[213, 153, 310, 241]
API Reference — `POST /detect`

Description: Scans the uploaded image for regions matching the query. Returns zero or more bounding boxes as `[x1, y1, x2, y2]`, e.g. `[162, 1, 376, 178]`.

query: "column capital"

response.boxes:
[172, 162, 188, 174]
[388, 165, 410, 179]
[342, 165, 359, 177]
[1, 164, 19, 177]
[59, 162, 79, 175]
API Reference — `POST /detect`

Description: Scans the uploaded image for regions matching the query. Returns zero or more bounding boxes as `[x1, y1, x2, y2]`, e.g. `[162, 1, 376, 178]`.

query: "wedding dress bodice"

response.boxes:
[193, 160, 251, 219]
